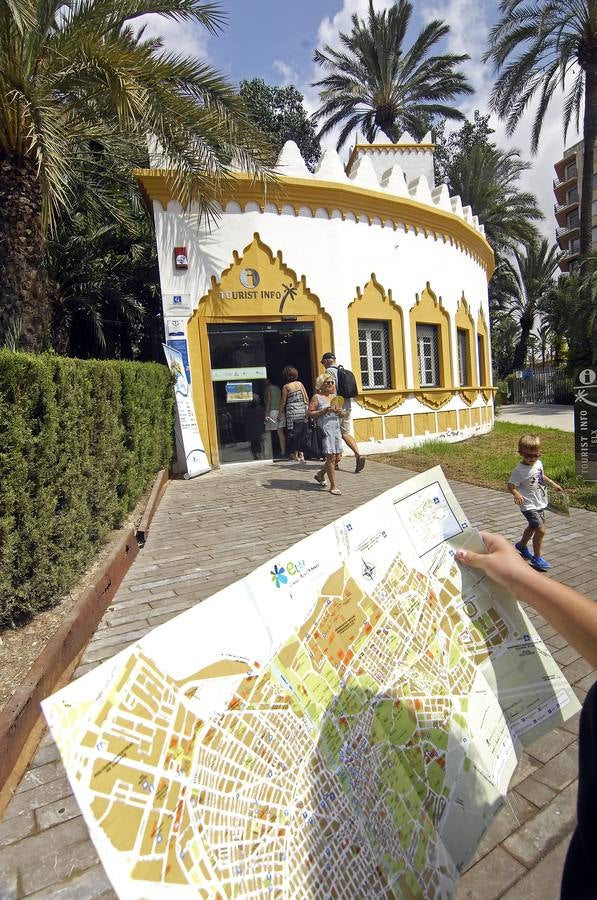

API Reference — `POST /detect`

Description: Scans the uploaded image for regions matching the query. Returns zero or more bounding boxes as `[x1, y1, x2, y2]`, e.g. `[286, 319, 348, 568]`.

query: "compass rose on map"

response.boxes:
[361, 558, 376, 580]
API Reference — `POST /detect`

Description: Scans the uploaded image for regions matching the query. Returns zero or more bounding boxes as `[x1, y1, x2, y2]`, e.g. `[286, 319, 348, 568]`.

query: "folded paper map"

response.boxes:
[43, 467, 579, 898]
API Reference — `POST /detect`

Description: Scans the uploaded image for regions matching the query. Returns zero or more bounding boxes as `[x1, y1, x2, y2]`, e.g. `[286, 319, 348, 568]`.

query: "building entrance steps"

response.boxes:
[1, 459, 595, 898]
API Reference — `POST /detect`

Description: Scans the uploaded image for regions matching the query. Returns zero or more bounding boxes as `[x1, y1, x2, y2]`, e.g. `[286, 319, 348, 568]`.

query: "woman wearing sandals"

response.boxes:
[279, 366, 309, 461]
[309, 374, 345, 495]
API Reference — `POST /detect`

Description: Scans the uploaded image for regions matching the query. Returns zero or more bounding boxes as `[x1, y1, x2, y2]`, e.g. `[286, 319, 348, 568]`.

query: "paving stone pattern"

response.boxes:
[1, 459, 596, 899]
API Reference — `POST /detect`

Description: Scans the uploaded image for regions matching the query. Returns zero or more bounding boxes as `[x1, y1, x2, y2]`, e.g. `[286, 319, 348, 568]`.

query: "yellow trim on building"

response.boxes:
[348, 275, 407, 413]
[455, 294, 478, 389]
[409, 284, 453, 396]
[135, 169, 494, 276]
[187, 233, 333, 465]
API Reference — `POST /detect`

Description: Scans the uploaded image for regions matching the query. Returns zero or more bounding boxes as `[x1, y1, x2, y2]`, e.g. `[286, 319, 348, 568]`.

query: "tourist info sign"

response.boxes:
[574, 367, 597, 481]
[43, 468, 579, 899]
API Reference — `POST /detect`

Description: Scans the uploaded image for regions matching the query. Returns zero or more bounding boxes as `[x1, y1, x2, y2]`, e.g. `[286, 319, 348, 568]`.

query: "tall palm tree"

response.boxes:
[500, 239, 562, 371]
[312, 0, 473, 151]
[0, 0, 271, 350]
[445, 143, 543, 254]
[484, 0, 597, 260]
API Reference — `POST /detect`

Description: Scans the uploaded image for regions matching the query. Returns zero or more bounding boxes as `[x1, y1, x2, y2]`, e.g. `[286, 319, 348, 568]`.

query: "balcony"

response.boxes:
[554, 196, 579, 215]
[553, 169, 578, 190]
[561, 244, 581, 259]
[556, 223, 580, 239]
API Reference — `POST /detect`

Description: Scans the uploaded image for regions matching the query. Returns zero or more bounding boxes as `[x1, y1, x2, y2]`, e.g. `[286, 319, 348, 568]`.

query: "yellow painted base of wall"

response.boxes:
[437, 410, 458, 431]
[354, 418, 384, 442]
[384, 414, 413, 439]
[414, 412, 436, 436]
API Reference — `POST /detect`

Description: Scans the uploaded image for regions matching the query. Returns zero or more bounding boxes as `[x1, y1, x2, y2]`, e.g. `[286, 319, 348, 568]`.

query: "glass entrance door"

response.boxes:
[208, 323, 314, 464]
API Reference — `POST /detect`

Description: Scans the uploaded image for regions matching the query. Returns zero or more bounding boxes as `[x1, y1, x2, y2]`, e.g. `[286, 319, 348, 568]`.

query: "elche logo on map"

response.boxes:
[270, 559, 308, 587]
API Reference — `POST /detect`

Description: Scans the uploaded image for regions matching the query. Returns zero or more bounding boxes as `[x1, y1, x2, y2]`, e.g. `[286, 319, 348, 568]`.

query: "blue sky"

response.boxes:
[150, 0, 582, 235]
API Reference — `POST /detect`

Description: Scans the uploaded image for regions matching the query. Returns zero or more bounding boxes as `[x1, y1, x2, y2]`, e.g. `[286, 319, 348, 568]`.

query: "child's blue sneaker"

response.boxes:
[515, 542, 532, 560]
[531, 555, 552, 571]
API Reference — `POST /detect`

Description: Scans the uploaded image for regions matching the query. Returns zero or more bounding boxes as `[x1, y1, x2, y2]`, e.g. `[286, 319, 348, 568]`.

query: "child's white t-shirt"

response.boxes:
[509, 460, 548, 511]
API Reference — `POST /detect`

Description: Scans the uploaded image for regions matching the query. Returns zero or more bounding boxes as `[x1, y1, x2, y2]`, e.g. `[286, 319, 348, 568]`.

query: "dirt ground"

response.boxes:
[0, 487, 153, 710]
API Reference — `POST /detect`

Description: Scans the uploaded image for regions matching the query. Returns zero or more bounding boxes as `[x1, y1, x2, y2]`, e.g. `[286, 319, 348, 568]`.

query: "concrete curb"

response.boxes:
[0, 468, 169, 813]
[137, 468, 169, 545]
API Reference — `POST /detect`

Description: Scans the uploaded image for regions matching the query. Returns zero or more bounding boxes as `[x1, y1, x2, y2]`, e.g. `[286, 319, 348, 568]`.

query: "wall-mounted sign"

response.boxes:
[216, 280, 298, 313]
[174, 246, 188, 269]
[165, 318, 186, 339]
[240, 268, 260, 288]
[162, 293, 193, 316]
[574, 368, 597, 481]
[226, 382, 253, 403]
[212, 366, 267, 382]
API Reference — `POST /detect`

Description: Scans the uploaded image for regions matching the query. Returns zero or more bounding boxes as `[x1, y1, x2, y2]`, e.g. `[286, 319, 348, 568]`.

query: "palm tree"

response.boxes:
[312, 0, 473, 151]
[484, 0, 597, 260]
[0, 0, 271, 350]
[444, 143, 543, 254]
[499, 239, 562, 371]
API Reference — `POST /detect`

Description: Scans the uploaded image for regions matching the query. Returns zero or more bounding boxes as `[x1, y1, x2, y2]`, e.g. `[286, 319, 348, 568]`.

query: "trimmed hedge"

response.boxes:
[0, 351, 174, 626]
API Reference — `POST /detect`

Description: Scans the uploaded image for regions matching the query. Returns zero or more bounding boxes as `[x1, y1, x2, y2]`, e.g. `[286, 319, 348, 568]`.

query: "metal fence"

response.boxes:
[509, 368, 574, 404]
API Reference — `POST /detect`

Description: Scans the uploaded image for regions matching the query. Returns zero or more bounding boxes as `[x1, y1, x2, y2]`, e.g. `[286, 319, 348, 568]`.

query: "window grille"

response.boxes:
[457, 329, 469, 386]
[416, 324, 440, 387]
[358, 321, 391, 389]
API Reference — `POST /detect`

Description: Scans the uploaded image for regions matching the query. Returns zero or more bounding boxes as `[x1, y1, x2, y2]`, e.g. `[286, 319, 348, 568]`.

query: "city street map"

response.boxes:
[43, 467, 580, 899]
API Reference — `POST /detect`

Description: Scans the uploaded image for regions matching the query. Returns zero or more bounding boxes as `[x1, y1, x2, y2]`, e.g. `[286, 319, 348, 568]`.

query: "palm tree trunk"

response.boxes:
[579, 65, 596, 260]
[512, 316, 533, 371]
[0, 156, 50, 351]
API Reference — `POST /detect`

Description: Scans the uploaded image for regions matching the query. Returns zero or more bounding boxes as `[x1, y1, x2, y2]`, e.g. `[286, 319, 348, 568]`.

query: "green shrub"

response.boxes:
[0, 351, 174, 626]
[494, 379, 509, 407]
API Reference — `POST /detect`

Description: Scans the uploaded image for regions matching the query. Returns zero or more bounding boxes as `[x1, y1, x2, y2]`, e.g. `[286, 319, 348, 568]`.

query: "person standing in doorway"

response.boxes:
[279, 366, 309, 461]
[320, 352, 365, 473]
[264, 377, 285, 457]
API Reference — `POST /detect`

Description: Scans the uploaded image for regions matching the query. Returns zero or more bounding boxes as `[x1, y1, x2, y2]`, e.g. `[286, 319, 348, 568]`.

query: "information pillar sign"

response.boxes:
[574, 368, 597, 481]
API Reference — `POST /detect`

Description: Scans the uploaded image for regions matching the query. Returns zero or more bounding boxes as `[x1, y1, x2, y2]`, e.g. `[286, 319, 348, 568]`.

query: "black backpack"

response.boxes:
[335, 365, 358, 398]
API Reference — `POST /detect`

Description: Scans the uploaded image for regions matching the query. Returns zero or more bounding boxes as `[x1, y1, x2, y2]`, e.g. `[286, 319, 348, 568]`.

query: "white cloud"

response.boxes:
[297, 0, 582, 239]
[135, 14, 212, 66]
[273, 60, 299, 87]
[420, 0, 581, 239]
[316, 0, 395, 48]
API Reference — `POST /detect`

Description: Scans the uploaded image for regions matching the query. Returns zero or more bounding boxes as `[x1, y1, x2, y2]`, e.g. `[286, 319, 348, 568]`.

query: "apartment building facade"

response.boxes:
[554, 138, 597, 272]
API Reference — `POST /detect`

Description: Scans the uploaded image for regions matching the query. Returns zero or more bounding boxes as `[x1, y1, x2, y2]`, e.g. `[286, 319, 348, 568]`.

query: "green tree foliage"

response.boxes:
[436, 115, 543, 254]
[239, 79, 321, 172]
[0, 0, 272, 350]
[497, 239, 562, 372]
[47, 190, 163, 361]
[0, 352, 173, 626]
[433, 111, 494, 184]
[541, 255, 597, 370]
[484, 0, 597, 260]
[312, 0, 472, 151]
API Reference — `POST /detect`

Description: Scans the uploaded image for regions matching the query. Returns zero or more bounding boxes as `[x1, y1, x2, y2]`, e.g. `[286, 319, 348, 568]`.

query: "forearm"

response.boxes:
[506, 568, 597, 667]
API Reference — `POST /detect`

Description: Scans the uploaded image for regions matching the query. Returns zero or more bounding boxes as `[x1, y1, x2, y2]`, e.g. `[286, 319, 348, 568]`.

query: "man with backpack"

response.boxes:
[321, 352, 366, 473]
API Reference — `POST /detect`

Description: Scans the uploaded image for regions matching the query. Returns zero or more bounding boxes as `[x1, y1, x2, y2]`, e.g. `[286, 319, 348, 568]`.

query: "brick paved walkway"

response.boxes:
[1, 459, 595, 899]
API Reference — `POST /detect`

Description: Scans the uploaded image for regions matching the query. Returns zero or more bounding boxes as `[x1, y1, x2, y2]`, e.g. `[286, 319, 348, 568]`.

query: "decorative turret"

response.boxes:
[345, 131, 435, 188]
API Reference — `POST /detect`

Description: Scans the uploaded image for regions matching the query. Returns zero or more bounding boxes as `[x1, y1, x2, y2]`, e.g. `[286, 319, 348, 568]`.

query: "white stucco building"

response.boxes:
[138, 132, 495, 468]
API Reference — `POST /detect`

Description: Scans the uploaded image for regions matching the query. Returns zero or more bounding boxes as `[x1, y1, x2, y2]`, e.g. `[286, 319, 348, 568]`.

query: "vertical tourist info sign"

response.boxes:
[574, 368, 597, 481]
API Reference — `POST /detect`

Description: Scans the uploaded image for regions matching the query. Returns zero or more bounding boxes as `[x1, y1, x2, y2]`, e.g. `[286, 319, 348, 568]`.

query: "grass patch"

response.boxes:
[373, 421, 597, 512]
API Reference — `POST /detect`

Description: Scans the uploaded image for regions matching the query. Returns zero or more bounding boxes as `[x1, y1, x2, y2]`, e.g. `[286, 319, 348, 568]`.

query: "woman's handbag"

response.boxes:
[302, 418, 325, 460]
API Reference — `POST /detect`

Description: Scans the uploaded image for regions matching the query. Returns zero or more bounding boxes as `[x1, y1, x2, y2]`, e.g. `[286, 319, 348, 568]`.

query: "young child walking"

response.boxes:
[508, 433, 563, 572]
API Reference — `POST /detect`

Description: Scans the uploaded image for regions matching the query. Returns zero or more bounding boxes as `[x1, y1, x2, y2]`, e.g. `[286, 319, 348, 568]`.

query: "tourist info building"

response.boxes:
[138, 133, 495, 468]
